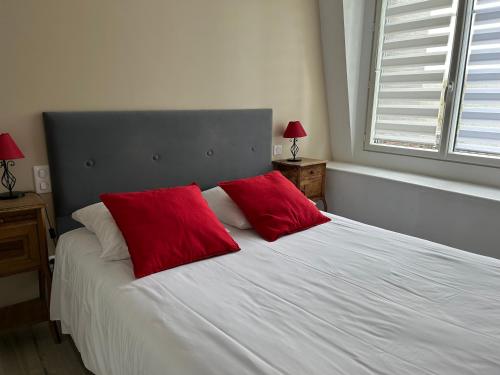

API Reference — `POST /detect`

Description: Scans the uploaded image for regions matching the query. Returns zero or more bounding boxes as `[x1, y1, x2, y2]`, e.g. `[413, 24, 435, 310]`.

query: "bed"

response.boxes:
[44, 110, 500, 374]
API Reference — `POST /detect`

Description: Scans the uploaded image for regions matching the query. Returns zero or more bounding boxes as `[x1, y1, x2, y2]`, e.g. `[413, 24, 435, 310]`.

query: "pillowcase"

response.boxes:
[202, 186, 252, 229]
[72, 202, 129, 261]
[100, 185, 240, 278]
[219, 171, 330, 241]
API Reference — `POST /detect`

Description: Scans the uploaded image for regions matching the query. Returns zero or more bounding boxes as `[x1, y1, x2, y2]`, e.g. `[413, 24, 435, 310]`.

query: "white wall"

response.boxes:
[320, 0, 500, 189]
[320, 1, 500, 261]
[318, 0, 351, 157]
[326, 168, 500, 259]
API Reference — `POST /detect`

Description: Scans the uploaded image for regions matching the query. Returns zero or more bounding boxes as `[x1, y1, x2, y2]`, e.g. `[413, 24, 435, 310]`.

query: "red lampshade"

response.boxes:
[283, 121, 307, 138]
[0, 133, 24, 160]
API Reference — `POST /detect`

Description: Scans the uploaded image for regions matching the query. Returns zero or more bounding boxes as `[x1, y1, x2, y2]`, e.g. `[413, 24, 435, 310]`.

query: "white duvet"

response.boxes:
[51, 213, 500, 375]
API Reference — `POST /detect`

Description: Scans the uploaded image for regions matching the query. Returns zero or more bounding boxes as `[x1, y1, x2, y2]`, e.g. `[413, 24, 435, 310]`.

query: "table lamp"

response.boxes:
[0, 133, 25, 199]
[283, 121, 307, 162]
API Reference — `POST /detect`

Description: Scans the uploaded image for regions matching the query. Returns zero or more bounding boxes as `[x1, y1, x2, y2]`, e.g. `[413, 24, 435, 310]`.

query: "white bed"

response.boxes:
[51, 212, 500, 375]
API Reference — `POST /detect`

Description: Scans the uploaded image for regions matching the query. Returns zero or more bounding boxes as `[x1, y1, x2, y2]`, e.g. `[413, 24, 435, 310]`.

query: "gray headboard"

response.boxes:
[43, 109, 272, 233]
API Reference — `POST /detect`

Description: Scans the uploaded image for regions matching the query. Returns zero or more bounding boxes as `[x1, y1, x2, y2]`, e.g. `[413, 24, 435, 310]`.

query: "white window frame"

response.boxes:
[365, 0, 500, 169]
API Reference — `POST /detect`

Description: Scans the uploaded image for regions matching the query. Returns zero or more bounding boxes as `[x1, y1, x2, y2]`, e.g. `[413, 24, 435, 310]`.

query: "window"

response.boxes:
[367, 0, 500, 166]
[453, 0, 500, 157]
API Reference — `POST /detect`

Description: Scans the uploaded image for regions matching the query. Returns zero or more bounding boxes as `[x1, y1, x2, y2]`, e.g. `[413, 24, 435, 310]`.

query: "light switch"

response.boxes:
[273, 144, 283, 156]
[33, 165, 52, 194]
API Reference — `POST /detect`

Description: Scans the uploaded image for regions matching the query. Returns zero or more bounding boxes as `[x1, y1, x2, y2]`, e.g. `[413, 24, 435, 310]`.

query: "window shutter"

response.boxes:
[370, 0, 458, 150]
[454, 0, 500, 156]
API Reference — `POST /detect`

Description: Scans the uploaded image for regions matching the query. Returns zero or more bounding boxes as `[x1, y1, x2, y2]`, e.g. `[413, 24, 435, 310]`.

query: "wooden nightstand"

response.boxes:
[272, 158, 328, 211]
[0, 193, 59, 341]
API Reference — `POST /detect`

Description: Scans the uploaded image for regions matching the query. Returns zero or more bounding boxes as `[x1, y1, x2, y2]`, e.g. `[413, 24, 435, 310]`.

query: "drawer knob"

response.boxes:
[0, 218, 4, 224]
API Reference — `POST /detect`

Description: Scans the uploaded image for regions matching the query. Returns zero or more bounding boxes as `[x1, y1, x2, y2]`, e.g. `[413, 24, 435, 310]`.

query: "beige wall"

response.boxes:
[0, 0, 330, 306]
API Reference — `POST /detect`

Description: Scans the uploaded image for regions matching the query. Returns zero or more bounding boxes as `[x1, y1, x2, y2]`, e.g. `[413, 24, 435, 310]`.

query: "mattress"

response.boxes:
[50, 213, 500, 375]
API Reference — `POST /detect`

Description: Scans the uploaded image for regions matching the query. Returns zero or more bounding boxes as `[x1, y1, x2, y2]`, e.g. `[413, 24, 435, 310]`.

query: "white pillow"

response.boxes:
[202, 186, 252, 229]
[71, 202, 130, 260]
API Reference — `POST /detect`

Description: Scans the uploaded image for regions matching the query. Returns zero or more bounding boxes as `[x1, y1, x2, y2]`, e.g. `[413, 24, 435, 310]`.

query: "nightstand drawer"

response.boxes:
[300, 164, 324, 179]
[0, 210, 37, 226]
[300, 177, 323, 199]
[0, 222, 40, 276]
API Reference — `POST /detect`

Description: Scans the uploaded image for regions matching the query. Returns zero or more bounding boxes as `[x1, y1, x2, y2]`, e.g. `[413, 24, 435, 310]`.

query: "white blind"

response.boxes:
[371, 0, 458, 150]
[455, 0, 500, 156]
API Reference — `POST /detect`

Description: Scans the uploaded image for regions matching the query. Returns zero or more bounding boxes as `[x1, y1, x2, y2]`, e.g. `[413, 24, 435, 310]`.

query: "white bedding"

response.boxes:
[51, 213, 500, 375]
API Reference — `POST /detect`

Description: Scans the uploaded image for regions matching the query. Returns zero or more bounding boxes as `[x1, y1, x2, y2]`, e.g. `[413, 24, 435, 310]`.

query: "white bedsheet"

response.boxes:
[51, 213, 500, 375]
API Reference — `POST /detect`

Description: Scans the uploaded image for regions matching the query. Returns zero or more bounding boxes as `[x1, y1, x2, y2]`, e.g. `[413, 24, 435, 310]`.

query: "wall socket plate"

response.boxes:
[33, 165, 52, 194]
[273, 144, 283, 156]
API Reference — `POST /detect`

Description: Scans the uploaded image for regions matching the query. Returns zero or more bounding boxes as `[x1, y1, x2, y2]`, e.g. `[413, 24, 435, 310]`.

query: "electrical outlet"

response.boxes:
[33, 165, 52, 194]
[273, 144, 283, 156]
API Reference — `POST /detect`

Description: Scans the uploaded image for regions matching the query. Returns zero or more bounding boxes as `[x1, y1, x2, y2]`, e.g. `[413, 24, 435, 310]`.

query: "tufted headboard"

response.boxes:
[43, 109, 272, 233]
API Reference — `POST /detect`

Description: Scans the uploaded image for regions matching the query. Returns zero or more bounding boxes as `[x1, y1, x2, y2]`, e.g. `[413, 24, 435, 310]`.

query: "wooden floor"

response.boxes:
[0, 323, 91, 375]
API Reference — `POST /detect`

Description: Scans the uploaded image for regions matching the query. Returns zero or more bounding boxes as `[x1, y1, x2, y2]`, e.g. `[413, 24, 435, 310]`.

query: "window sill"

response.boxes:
[364, 142, 500, 170]
[326, 161, 500, 203]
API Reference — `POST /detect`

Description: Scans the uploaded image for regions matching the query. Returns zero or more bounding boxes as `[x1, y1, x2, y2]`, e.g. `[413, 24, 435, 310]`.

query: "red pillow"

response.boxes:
[100, 185, 240, 278]
[219, 171, 330, 241]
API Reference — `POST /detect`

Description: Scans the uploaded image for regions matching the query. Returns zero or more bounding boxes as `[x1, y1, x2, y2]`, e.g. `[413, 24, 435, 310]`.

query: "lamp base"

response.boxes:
[286, 158, 302, 162]
[0, 191, 25, 200]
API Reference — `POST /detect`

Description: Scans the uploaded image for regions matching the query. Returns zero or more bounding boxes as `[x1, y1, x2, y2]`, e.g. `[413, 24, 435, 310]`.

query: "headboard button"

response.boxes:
[85, 159, 95, 168]
[152, 153, 160, 161]
[206, 149, 214, 157]
[251, 146, 256, 152]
